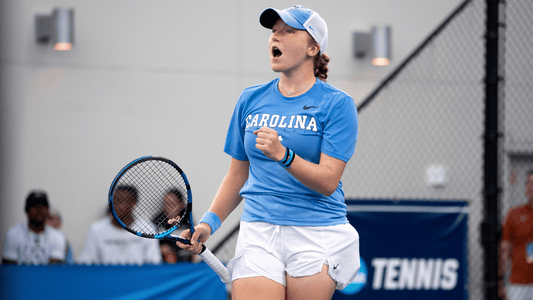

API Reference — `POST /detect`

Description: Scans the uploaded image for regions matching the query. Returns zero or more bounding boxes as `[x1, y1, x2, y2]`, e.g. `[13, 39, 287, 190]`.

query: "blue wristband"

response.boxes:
[199, 211, 221, 235]
[278, 147, 295, 169]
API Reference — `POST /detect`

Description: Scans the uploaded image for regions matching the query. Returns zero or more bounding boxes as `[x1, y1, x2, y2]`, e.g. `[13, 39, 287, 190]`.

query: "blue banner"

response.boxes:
[334, 199, 469, 300]
[0, 263, 226, 300]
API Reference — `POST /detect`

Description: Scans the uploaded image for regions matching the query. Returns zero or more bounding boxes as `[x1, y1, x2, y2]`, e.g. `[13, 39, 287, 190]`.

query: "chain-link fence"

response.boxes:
[500, 1, 533, 300]
[344, 1, 486, 299]
[501, 0, 533, 210]
[212, 1, 533, 299]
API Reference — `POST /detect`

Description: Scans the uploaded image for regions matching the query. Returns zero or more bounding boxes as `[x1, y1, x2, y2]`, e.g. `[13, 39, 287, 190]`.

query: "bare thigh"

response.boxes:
[231, 265, 336, 300]
[232, 276, 286, 300]
[286, 264, 336, 300]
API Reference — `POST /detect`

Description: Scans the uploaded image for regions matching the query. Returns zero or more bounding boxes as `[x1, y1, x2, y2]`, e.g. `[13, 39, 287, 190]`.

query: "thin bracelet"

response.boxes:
[278, 147, 295, 169]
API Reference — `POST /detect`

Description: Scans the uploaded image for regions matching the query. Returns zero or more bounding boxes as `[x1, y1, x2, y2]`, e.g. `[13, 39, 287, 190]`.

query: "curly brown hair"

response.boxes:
[313, 53, 330, 82]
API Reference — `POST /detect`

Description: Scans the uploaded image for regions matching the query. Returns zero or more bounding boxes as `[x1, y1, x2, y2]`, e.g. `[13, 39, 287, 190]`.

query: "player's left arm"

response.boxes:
[254, 127, 346, 196]
[287, 152, 346, 197]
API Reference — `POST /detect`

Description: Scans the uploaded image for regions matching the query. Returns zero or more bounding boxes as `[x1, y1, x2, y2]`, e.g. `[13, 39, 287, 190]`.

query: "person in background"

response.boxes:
[45, 208, 75, 264]
[2, 190, 67, 265]
[77, 186, 162, 265]
[154, 189, 194, 263]
[500, 168, 533, 300]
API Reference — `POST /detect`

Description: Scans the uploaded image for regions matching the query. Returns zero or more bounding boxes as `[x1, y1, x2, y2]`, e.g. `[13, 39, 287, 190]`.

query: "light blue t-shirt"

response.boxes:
[224, 78, 358, 226]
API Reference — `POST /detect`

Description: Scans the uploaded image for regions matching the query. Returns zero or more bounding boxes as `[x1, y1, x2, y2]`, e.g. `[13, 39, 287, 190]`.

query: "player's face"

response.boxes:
[525, 174, 533, 201]
[269, 19, 315, 74]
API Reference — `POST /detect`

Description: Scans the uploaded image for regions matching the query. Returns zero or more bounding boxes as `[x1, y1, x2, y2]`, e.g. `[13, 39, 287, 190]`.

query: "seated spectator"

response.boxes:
[153, 189, 194, 263]
[77, 185, 162, 265]
[45, 208, 75, 264]
[2, 190, 67, 265]
[500, 169, 533, 299]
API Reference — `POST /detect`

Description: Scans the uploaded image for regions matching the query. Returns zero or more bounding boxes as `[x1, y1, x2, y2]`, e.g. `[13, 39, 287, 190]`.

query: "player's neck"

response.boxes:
[279, 72, 316, 97]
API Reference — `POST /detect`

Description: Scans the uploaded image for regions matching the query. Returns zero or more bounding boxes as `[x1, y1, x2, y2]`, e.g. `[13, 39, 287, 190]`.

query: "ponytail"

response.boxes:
[314, 53, 330, 82]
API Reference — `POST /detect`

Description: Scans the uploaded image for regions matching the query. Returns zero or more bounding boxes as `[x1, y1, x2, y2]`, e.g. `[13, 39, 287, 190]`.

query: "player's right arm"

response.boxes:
[208, 157, 249, 223]
[178, 157, 249, 253]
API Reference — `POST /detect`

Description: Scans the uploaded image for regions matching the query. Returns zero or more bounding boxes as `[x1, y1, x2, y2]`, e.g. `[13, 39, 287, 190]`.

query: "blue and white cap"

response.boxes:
[260, 5, 328, 55]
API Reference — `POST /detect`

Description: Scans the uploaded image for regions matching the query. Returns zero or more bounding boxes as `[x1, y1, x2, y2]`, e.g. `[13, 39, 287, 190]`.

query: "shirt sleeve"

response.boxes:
[224, 93, 249, 161]
[321, 94, 358, 162]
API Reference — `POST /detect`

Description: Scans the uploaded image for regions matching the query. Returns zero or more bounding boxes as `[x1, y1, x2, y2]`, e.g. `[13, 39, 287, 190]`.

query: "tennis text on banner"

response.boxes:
[371, 258, 459, 291]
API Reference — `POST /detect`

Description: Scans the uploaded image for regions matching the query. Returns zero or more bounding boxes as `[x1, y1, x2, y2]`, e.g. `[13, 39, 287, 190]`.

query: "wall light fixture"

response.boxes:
[353, 26, 391, 66]
[35, 8, 74, 51]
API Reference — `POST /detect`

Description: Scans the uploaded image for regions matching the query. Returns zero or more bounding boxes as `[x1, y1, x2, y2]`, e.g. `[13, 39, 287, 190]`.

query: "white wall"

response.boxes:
[0, 0, 463, 258]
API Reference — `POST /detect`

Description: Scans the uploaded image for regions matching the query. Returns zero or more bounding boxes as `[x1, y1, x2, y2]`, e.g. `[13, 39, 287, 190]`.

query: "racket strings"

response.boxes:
[112, 160, 189, 237]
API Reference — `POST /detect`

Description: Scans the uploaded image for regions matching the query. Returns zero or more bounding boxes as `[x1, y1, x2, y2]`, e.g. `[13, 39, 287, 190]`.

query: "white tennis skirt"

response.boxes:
[227, 220, 360, 290]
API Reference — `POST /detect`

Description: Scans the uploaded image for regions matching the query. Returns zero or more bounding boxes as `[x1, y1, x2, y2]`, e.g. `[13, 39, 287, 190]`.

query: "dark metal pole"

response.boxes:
[482, 0, 502, 299]
[357, 0, 472, 112]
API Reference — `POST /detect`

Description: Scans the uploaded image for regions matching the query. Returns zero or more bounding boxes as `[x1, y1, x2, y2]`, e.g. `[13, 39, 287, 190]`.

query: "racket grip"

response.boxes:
[199, 245, 231, 284]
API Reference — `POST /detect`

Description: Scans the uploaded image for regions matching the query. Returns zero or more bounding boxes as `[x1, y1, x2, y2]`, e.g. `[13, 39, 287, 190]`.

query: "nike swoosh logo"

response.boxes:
[303, 105, 318, 110]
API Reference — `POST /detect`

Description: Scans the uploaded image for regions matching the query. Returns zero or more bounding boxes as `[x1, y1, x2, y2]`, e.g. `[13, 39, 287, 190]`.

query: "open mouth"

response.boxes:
[272, 47, 282, 58]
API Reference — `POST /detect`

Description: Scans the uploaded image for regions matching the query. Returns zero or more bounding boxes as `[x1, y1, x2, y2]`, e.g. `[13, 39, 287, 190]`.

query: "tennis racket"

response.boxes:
[108, 155, 230, 283]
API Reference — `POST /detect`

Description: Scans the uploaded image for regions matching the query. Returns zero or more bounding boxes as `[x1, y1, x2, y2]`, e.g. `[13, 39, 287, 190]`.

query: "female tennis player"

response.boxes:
[178, 5, 360, 300]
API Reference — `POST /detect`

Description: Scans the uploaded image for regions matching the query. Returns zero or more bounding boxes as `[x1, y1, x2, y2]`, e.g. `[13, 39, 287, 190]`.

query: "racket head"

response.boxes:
[108, 156, 194, 239]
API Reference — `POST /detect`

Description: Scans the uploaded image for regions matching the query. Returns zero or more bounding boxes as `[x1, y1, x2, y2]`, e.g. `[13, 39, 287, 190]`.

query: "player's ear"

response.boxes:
[308, 42, 319, 57]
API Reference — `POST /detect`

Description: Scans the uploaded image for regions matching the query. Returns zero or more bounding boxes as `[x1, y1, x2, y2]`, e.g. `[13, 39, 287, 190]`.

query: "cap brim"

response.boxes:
[259, 8, 305, 30]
